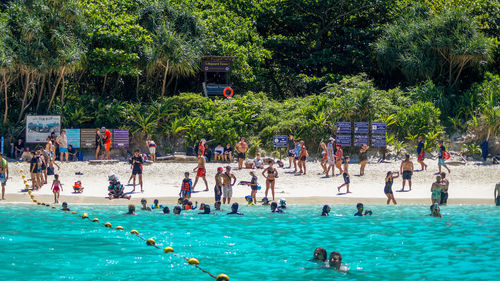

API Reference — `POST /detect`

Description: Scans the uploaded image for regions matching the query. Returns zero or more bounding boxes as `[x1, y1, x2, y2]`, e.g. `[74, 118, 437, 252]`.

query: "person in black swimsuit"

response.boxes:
[384, 171, 399, 205]
[95, 128, 103, 160]
[131, 149, 144, 193]
[359, 144, 369, 176]
[262, 160, 278, 201]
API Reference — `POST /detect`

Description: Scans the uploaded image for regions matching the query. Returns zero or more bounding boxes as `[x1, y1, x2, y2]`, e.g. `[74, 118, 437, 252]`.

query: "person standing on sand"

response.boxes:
[57, 129, 69, 163]
[0, 153, 9, 200]
[146, 140, 156, 162]
[359, 144, 369, 176]
[431, 175, 443, 204]
[335, 144, 343, 175]
[320, 142, 328, 174]
[438, 140, 450, 174]
[222, 166, 236, 204]
[192, 154, 209, 191]
[287, 134, 295, 168]
[262, 160, 278, 201]
[293, 139, 301, 173]
[298, 140, 308, 174]
[214, 167, 223, 202]
[235, 137, 248, 169]
[326, 137, 335, 177]
[384, 171, 398, 205]
[416, 136, 427, 171]
[494, 183, 500, 206]
[399, 154, 414, 191]
[337, 156, 350, 193]
[102, 127, 112, 160]
[440, 172, 449, 205]
[131, 149, 144, 193]
[95, 129, 103, 160]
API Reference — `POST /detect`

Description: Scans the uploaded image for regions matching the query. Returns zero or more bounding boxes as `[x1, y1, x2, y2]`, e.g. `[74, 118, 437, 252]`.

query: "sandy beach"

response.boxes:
[2, 159, 499, 205]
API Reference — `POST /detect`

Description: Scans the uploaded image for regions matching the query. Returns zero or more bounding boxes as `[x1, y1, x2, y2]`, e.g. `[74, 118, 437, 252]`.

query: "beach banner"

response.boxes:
[80, 129, 96, 148]
[336, 134, 351, 146]
[336, 122, 351, 134]
[371, 134, 386, 147]
[65, 129, 81, 149]
[354, 134, 369, 146]
[354, 122, 369, 134]
[273, 135, 288, 148]
[371, 122, 387, 134]
[113, 129, 129, 148]
[26, 115, 61, 143]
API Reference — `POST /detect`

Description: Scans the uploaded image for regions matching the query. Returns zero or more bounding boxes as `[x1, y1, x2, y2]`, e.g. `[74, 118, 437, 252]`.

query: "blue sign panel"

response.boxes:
[354, 134, 369, 146]
[354, 122, 369, 134]
[336, 135, 351, 147]
[336, 122, 351, 134]
[371, 135, 386, 147]
[273, 135, 288, 148]
[372, 122, 387, 134]
[65, 129, 81, 149]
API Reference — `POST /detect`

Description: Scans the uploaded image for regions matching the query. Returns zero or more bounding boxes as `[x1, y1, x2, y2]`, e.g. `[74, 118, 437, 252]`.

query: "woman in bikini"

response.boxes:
[320, 142, 328, 175]
[262, 160, 278, 201]
[298, 141, 308, 175]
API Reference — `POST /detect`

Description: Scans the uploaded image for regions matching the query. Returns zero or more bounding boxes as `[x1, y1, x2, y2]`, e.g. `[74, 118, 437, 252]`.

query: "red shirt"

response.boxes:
[104, 130, 111, 144]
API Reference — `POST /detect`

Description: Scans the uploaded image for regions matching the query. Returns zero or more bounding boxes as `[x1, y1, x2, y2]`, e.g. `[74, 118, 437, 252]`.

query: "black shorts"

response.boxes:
[343, 173, 350, 184]
[238, 152, 246, 159]
[402, 171, 412, 180]
[214, 186, 222, 201]
[288, 152, 294, 157]
[251, 185, 258, 191]
[132, 169, 142, 175]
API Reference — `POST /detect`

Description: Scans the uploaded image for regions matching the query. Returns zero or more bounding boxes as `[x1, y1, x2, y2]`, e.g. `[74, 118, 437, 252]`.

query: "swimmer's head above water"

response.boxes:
[321, 205, 330, 216]
[329, 252, 342, 269]
[313, 248, 327, 262]
[173, 206, 181, 215]
[162, 206, 170, 214]
[231, 203, 239, 213]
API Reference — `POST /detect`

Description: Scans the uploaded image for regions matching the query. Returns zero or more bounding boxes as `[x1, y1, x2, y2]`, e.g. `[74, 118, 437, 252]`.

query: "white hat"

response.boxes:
[329, 137, 335, 141]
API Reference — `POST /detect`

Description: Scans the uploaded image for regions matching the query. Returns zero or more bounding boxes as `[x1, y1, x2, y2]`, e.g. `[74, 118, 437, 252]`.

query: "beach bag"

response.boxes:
[47, 166, 55, 175]
[443, 151, 450, 160]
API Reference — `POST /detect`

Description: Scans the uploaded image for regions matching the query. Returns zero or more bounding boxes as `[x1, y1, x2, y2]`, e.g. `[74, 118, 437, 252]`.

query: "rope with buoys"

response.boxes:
[19, 167, 228, 280]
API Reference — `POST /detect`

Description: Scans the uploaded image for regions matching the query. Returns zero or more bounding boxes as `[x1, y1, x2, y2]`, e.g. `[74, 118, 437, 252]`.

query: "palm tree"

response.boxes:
[0, 19, 14, 125]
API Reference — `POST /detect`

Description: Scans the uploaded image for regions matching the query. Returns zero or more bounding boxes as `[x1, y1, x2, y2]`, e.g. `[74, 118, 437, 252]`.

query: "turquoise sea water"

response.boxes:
[0, 204, 499, 281]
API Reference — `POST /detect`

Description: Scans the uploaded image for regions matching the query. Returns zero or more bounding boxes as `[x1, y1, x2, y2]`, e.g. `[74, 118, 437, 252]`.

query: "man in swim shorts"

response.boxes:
[131, 149, 144, 192]
[56, 129, 69, 163]
[222, 166, 236, 204]
[438, 140, 450, 174]
[192, 154, 208, 191]
[235, 137, 248, 169]
[214, 167, 223, 202]
[416, 136, 427, 170]
[337, 156, 350, 193]
[102, 127, 112, 160]
[0, 153, 8, 200]
[495, 183, 500, 206]
[399, 154, 414, 191]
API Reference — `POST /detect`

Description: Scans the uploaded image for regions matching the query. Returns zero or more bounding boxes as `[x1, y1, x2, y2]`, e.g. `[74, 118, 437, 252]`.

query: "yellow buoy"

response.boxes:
[116, 226, 123, 230]
[30, 195, 34, 199]
[82, 213, 89, 219]
[27, 190, 32, 195]
[37, 202, 41, 205]
[130, 230, 139, 235]
[104, 222, 112, 228]
[146, 238, 155, 246]
[25, 184, 29, 188]
[22, 175, 25, 179]
[51, 206, 56, 209]
[163, 247, 174, 253]
[92, 218, 99, 222]
[216, 274, 230, 281]
[71, 211, 77, 214]
[188, 258, 199, 265]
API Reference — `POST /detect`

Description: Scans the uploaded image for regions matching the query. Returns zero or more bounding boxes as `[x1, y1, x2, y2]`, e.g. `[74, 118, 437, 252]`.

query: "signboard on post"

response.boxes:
[336, 122, 351, 134]
[371, 122, 387, 135]
[354, 122, 369, 134]
[65, 129, 81, 148]
[336, 135, 352, 147]
[113, 129, 129, 148]
[80, 129, 96, 148]
[354, 135, 369, 146]
[372, 135, 387, 147]
[26, 115, 61, 143]
[273, 135, 288, 148]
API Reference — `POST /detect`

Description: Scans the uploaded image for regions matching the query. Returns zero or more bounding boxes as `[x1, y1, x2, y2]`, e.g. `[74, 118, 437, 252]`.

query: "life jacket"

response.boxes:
[182, 179, 191, 191]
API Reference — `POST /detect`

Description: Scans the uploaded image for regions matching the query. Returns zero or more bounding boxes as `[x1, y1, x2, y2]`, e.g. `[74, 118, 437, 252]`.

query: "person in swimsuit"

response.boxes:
[320, 142, 328, 175]
[262, 160, 278, 201]
[131, 150, 144, 192]
[270, 201, 283, 213]
[298, 141, 308, 174]
[51, 174, 63, 204]
[287, 134, 295, 168]
[399, 154, 414, 191]
[494, 183, 500, 206]
[437, 140, 450, 174]
[337, 156, 350, 193]
[214, 167, 223, 202]
[429, 203, 442, 218]
[0, 153, 8, 200]
[312, 248, 327, 262]
[222, 166, 236, 204]
[173, 206, 182, 215]
[321, 205, 330, 216]
[162, 206, 170, 214]
[180, 172, 193, 199]
[95, 129, 103, 159]
[235, 137, 248, 169]
[293, 140, 301, 173]
[326, 137, 336, 177]
[223, 144, 233, 162]
[146, 140, 156, 162]
[335, 144, 343, 175]
[141, 198, 152, 211]
[198, 205, 214, 215]
[192, 154, 209, 191]
[328, 252, 348, 271]
[240, 171, 259, 204]
[354, 203, 373, 216]
[124, 204, 137, 215]
[440, 172, 449, 205]
[261, 197, 270, 205]
[359, 144, 369, 176]
[227, 203, 243, 215]
[61, 202, 70, 212]
[384, 171, 399, 205]
[416, 136, 427, 171]
[101, 127, 112, 160]
[431, 175, 443, 204]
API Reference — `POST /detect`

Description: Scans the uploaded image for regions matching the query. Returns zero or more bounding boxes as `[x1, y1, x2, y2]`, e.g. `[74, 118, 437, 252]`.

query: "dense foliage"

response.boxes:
[0, 0, 498, 154]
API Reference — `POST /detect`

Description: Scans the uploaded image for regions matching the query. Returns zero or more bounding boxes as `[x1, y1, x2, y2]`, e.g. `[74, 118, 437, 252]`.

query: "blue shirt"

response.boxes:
[439, 145, 445, 159]
[417, 141, 424, 155]
[294, 144, 301, 157]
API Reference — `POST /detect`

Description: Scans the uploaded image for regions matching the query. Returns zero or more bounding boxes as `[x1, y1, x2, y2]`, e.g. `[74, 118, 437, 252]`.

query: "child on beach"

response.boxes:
[180, 172, 193, 199]
[261, 197, 270, 205]
[51, 174, 62, 203]
[240, 171, 259, 204]
[214, 167, 223, 202]
[193, 154, 209, 191]
[384, 171, 399, 205]
[337, 156, 350, 193]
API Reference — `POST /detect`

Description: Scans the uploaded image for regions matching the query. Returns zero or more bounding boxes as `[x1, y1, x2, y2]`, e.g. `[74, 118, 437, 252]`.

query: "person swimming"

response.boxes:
[199, 205, 213, 215]
[245, 195, 254, 205]
[271, 202, 283, 213]
[61, 202, 70, 211]
[199, 203, 206, 212]
[141, 198, 152, 211]
[173, 206, 182, 215]
[261, 197, 270, 206]
[429, 203, 443, 218]
[177, 197, 183, 205]
[124, 204, 137, 215]
[321, 205, 330, 216]
[328, 252, 343, 270]
[162, 206, 170, 214]
[227, 203, 243, 215]
[279, 198, 287, 209]
[152, 199, 163, 209]
[354, 203, 373, 216]
[312, 248, 327, 262]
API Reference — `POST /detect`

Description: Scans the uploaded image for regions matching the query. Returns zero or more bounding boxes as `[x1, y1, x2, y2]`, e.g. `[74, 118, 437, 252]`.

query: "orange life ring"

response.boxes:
[223, 87, 234, 98]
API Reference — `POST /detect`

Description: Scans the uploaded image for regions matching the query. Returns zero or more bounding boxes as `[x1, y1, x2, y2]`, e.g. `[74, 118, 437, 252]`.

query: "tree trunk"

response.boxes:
[47, 67, 65, 112]
[2, 71, 8, 125]
[17, 71, 32, 123]
[61, 74, 65, 112]
[136, 75, 140, 99]
[173, 75, 178, 95]
[36, 75, 46, 113]
[161, 61, 169, 97]
[101, 74, 107, 95]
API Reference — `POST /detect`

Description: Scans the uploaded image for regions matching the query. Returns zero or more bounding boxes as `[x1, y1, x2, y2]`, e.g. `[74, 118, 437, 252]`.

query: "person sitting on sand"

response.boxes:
[328, 252, 347, 271]
[384, 171, 399, 205]
[124, 204, 137, 215]
[337, 156, 350, 193]
[162, 206, 170, 214]
[180, 172, 193, 199]
[271, 201, 283, 213]
[429, 203, 442, 218]
[252, 153, 264, 169]
[495, 183, 500, 206]
[321, 205, 331, 216]
[108, 174, 130, 200]
[192, 154, 209, 192]
[141, 198, 152, 211]
[173, 206, 181, 215]
[431, 176, 443, 204]
[261, 197, 270, 206]
[223, 143, 233, 162]
[354, 203, 373, 216]
[227, 203, 243, 215]
[214, 143, 224, 161]
[61, 202, 70, 212]
[400, 154, 414, 191]
[198, 205, 214, 215]
[312, 248, 327, 262]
